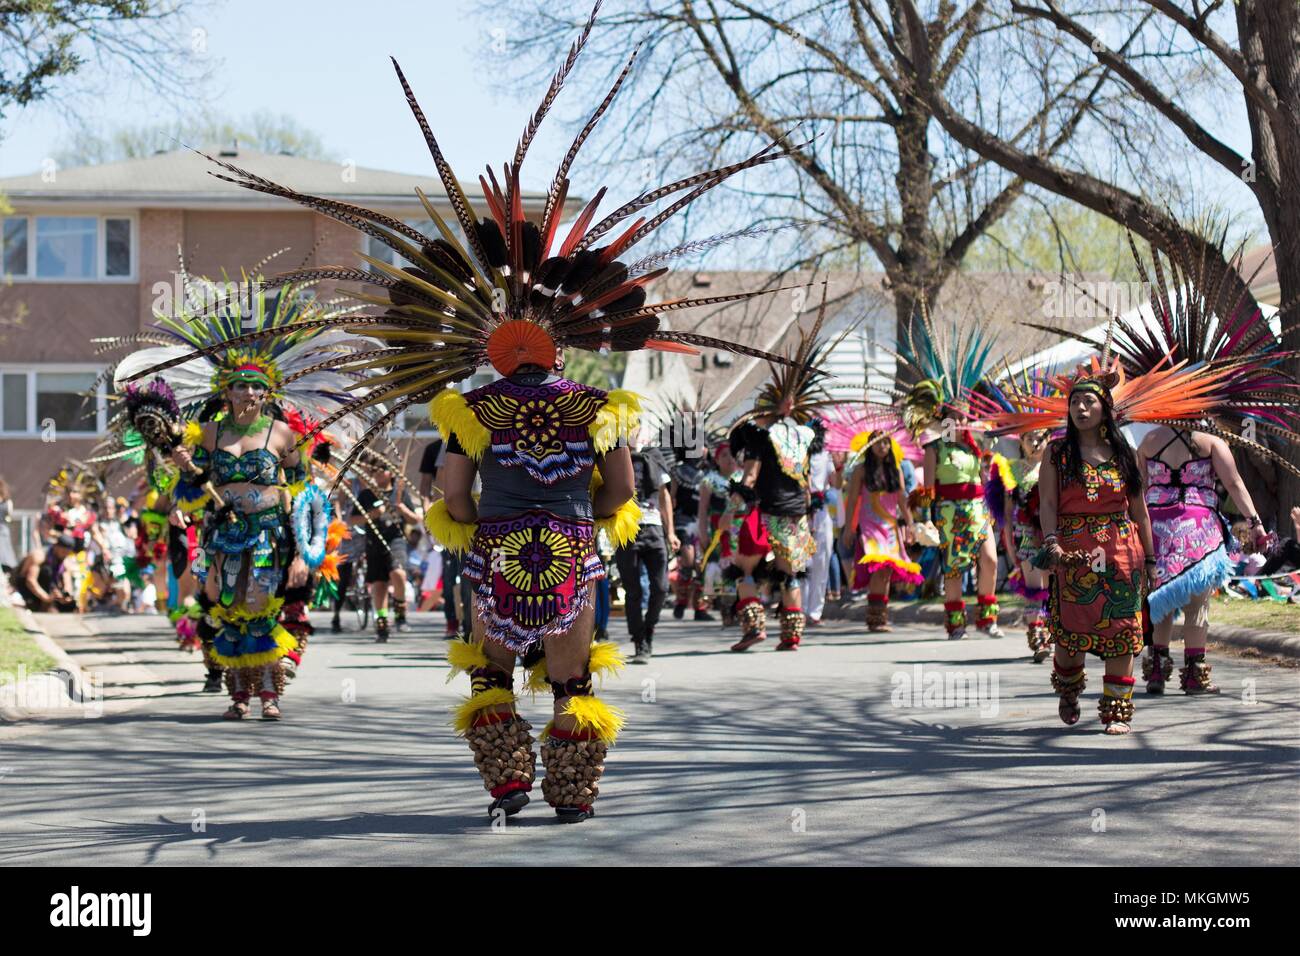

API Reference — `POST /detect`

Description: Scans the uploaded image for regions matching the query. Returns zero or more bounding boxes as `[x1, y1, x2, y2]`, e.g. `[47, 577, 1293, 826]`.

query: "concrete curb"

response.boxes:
[0, 605, 97, 722]
[820, 595, 1300, 659]
[1209, 625, 1300, 658]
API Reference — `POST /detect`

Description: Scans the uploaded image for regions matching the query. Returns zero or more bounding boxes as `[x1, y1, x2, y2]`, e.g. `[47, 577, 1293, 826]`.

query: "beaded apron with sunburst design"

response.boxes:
[459, 378, 610, 650]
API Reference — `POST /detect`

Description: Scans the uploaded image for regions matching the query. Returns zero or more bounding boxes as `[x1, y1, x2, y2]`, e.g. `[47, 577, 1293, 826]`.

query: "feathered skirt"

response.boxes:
[1147, 501, 1236, 624]
[853, 490, 922, 587]
[195, 505, 296, 669]
[462, 509, 605, 653]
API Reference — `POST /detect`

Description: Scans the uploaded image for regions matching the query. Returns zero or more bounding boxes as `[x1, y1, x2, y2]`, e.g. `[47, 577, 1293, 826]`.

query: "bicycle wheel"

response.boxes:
[352, 556, 371, 631]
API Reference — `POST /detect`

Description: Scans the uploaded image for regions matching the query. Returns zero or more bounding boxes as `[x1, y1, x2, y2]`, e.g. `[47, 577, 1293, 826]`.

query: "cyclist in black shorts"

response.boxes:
[351, 467, 419, 642]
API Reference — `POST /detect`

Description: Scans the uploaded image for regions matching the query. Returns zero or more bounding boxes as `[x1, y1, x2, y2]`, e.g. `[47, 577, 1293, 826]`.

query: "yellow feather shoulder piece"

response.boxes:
[424, 498, 477, 554]
[596, 498, 642, 549]
[562, 694, 625, 744]
[182, 420, 204, 447]
[590, 389, 643, 453]
[588, 641, 625, 681]
[429, 388, 489, 460]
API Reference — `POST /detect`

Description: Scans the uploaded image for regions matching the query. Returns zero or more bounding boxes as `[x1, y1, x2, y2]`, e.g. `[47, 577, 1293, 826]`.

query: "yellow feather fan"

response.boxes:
[588, 641, 626, 680]
[595, 498, 642, 549]
[445, 637, 489, 682]
[561, 694, 625, 744]
[452, 687, 517, 735]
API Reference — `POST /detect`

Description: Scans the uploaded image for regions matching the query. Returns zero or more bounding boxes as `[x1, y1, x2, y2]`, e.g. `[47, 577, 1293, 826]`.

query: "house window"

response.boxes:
[36, 217, 97, 278]
[1, 215, 135, 281]
[0, 367, 106, 435]
[2, 218, 27, 276]
[1, 373, 26, 431]
[105, 218, 132, 276]
[37, 371, 99, 432]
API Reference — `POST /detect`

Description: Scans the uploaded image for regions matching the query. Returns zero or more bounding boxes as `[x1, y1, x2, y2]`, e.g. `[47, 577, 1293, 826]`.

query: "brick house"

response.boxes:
[0, 146, 571, 541]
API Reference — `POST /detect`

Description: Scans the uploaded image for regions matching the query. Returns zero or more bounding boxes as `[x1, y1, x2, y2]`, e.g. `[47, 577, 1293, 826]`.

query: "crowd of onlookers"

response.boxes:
[1227, 506, 1300, 602]
[4, 460, 1297, 621]
[1, 476, 168, 615]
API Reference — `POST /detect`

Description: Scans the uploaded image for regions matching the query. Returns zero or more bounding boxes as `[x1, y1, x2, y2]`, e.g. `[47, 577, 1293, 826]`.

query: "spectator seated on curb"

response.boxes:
[9, 535, 78, 612]
[1260, 506, 1300, 581]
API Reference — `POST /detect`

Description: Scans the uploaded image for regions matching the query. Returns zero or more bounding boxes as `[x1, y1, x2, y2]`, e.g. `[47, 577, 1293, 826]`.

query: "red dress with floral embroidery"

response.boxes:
[1047, 454, 1145, 659]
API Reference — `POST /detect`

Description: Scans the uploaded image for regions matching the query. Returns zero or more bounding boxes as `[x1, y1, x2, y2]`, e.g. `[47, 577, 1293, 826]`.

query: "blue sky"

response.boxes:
[0, 0, 573, 189]
[0, 0, 1268, 257]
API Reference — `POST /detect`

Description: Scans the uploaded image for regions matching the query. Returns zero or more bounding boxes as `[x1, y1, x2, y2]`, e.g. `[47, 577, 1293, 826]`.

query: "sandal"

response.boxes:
[260, 698, 282, 721]
[223, 700, 250, 720]
[1050, 667, 1086, 726]
[1103, 721, 1131, 735]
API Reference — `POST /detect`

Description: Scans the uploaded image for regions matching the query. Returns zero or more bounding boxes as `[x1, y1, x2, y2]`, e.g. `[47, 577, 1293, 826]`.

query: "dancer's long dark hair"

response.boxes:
[861, 437, 902, 493]
[1052, 389, 1141, 491]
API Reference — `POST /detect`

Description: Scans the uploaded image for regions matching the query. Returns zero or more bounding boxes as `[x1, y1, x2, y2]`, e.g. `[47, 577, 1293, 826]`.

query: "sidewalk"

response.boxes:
[0, 607, 171, 731]
[0, 604, 101, 724]
[822, 593, 1300, 659]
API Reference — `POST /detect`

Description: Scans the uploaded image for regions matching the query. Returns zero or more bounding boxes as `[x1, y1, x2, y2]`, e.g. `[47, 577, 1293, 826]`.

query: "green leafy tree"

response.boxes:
[962, 199, 1143, 280]
[55, 112, 336, 166]
[563, 349, 628, 389]
[0, 1, 208, 139]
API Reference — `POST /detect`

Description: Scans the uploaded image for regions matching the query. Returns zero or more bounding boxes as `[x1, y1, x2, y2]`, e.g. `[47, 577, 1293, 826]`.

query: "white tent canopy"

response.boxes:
[1007, 299, 1281, 378]
[1003, 298, 1281, 445]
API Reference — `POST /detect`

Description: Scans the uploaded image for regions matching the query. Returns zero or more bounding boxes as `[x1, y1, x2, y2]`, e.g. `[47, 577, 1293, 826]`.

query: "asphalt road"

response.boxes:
[1, 606, 1296, 865]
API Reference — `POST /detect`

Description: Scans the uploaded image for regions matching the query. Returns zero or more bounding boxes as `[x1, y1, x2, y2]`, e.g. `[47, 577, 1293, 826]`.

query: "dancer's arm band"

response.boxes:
[728, 480, 757, 505]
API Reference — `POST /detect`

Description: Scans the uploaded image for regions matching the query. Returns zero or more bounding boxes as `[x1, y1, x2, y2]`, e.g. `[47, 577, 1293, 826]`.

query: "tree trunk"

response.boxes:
[1242, 0, 1300, 523]
[888, 276, 944, 391]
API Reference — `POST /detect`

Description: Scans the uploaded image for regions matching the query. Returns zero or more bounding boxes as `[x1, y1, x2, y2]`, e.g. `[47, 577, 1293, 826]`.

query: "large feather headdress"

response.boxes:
[969, 360, 1064, 436]
[886, 295, 1001, 437]
[824, 404, 920, 472]
[1026, 228, 1300, 446]
[982, 353, 1300, 478]
[120, 0, 804, 479]
[738, 282, 847, 426]
[106, 253, 382, 447]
